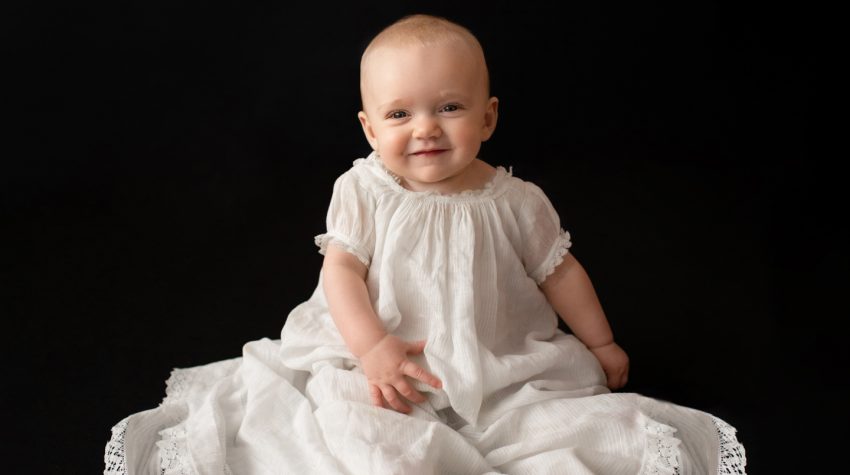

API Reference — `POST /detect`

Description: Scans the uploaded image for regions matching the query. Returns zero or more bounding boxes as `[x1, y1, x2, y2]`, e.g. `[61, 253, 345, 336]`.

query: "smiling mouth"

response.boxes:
[411, 149, 447, 156]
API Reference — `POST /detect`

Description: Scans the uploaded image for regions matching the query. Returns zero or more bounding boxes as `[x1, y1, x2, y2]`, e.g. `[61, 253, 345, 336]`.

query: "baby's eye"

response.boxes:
[440, 103, 463, 113]
[387, 110, 409, 120]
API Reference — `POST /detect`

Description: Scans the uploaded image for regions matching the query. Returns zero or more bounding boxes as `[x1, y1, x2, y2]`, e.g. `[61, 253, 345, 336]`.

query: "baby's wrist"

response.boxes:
[351, 331, 389, 358]
[587, 340, 615, 350]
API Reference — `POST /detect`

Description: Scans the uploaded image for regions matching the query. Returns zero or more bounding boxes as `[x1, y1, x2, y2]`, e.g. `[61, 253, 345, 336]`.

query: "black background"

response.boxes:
[3, 1, 843, 473]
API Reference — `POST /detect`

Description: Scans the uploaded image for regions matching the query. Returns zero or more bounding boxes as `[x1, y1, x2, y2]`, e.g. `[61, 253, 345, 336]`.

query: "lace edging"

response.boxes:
[157, 421, 194, 475]
[164, 358, 244, 404]
[105, 363, 238, 475]
[315, 233, 371, 267]
[534, 229, 573, 284]
[639, 419, 682, 475]
[712, 416, 747, 474]
[164, 367, 202, 403]
[157, 419, 233, 475]
[104, 417, 129, 475]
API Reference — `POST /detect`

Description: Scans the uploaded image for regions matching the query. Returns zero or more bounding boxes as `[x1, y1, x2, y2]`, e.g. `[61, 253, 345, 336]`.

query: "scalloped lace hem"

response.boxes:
[315, 233, 371, 267]
[104, 417, 129, 475]
[164, 366, 203, 403]
[157, 367, 237, 474]
[104, 405, 232, 474]
[713, 416, 747, 474]
[157, 420, 233, 475]
[163, 358, 242, 404]
[157, 421, 192, 475]
[533, 229, 573, 284]
[639, 418, 682, 475]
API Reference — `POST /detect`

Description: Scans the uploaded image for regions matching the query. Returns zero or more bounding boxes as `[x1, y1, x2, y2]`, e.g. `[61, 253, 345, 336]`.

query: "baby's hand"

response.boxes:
[359, 334, 443, 413]
[589, 342, 630, 390]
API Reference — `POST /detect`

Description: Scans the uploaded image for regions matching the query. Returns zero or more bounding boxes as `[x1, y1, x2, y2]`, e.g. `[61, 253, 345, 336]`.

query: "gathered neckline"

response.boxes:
[361, 152, 512, 202]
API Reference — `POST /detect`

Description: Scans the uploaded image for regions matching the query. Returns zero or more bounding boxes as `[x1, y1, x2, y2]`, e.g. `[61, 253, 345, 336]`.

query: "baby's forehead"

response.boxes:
[363, 40, 479, 70]
[359, 42, 489, 102]
[363, 35, 480, 69]
[360, 35, 488, 86]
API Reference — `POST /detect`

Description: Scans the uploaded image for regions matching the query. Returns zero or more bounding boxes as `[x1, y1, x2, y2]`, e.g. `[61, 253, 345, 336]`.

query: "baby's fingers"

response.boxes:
[399, 360, 442, 389]
[395, 379, 427, 404]
[606, 368, 628, 390]
[369, 384, 385, 408]
[380, 384, 411, 413]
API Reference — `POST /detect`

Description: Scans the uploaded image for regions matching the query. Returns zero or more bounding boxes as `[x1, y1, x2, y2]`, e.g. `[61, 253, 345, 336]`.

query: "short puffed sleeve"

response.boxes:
[517, 181, 573, 284]
[314, 171, 376, 267]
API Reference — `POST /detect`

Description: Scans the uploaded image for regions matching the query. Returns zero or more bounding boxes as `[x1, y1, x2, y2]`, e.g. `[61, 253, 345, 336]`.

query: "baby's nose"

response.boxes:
[412, 115, 442, 139]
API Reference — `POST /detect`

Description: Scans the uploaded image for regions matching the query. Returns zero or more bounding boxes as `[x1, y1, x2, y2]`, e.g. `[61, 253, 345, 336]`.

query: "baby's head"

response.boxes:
[357, 14, 499, 192]
[359, 15, 492, 105]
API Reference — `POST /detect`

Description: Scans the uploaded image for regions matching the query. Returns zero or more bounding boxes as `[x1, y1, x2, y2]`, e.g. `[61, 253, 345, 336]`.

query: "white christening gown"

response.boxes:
[105, 152, 746, 474]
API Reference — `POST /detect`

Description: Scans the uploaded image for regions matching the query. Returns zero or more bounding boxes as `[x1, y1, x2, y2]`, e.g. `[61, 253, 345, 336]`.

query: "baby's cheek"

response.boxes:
[382, 131, 409, 153]
[457, 124, 485, 143]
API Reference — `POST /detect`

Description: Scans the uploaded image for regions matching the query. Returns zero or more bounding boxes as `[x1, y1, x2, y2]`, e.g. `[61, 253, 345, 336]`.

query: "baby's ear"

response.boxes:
[358, 111, 379, 150]
[481, 97, 499, 142]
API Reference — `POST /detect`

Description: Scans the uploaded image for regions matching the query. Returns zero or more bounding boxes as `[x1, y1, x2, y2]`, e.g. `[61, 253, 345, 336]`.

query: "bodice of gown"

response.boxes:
[281, 153, 576, 424]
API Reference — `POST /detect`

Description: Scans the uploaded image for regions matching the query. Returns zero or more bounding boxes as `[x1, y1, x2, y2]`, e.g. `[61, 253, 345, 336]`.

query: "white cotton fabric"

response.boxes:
[105, 153, 746, 475]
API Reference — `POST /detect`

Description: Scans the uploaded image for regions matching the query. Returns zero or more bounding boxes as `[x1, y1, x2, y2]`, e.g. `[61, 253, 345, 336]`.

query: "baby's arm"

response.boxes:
[322, 245, 442, 413]
[540, 253, 630, 389]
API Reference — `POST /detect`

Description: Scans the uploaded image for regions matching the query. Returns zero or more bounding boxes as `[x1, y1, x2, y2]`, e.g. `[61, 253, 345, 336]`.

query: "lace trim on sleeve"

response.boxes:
[315, 233, 371, 267]
[712, 416, 747, 474]
[531, 229, 572, 285]
[104, 417, 129, 475]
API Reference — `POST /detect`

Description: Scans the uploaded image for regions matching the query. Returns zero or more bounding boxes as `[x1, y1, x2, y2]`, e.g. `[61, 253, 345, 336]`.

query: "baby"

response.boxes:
[323, 14, 629, 414]
[106, 14, 746, 475]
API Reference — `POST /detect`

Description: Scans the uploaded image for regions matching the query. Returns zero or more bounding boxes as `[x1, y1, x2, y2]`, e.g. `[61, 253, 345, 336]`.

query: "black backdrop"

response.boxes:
[4, 1, 843, 473]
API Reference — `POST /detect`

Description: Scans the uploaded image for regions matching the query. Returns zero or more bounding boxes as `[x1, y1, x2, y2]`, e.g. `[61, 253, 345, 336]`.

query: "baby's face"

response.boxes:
[358, 42, 498, 193]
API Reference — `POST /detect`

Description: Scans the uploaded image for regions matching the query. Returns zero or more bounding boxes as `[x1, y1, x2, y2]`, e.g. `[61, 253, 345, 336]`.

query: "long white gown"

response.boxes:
[105, 152, 746, 474]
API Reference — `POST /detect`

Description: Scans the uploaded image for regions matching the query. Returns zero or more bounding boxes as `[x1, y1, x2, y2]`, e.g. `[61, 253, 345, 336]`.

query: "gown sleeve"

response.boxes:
[517, 181, 573, 284]
[314, 170, 376, 267]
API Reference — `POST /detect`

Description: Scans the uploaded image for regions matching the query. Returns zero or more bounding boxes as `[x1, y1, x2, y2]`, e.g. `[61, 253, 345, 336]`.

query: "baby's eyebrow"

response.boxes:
[375, 92, 472, 113]
[436, 90, 470, 100]
[376, 99, 409, 112]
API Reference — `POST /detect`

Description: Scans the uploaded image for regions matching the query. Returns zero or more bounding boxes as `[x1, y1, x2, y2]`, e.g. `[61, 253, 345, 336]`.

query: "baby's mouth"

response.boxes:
[411, 149, 448, 156]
